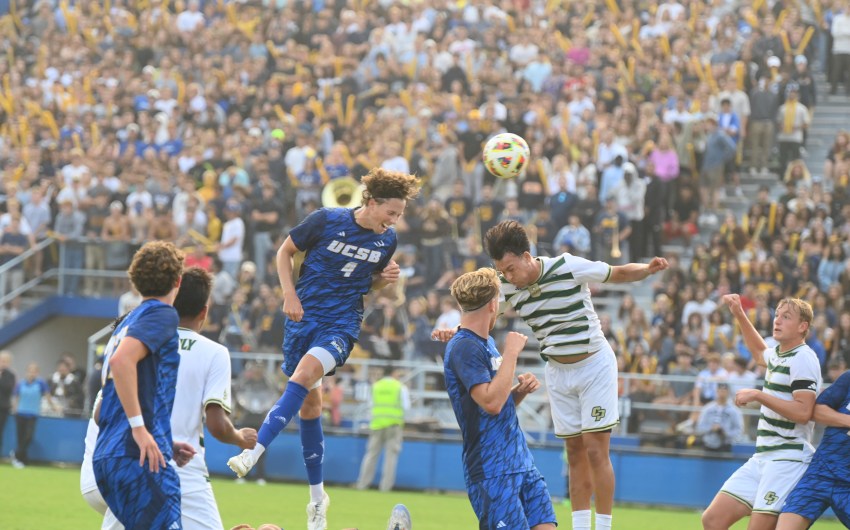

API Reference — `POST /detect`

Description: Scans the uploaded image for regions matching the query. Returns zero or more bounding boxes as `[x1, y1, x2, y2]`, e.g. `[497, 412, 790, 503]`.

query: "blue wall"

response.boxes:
[1, 416, 748, 509]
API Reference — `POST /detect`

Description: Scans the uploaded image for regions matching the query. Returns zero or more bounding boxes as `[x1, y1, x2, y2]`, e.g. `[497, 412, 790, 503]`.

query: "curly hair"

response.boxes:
[360, 168, 420, 204]
[450, 267, 501, 312]
[484, 220, 530, 261]
[173, 267, 213, 319]
[128, 241, 185, 297]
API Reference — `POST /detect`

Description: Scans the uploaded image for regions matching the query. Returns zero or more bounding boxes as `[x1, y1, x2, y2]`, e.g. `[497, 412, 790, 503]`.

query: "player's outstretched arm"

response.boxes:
[736, 389, 816, 424]
[469, 332, 527, 415]
[813, 404, 850, 428]
[206, 403, 258, 450]
[607, 257, 669, 283]
[277, 236, 303, 322]
[721, 294, 768, 366]
[109, 337, 165, 472]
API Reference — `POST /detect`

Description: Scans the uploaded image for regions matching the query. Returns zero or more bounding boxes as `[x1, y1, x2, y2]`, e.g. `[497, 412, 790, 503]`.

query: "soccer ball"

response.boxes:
[482, 133, 531, 179]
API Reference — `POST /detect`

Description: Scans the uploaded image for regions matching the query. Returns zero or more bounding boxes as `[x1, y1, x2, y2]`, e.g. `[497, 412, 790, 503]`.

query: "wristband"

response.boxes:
[128, 415, 144, 428]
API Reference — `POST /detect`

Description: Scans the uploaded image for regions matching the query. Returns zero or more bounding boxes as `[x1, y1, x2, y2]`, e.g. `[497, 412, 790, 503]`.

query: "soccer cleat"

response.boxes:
[386, 504, 412, 530]
[306, 491, 330, 530]
[227, 450, 255, 478]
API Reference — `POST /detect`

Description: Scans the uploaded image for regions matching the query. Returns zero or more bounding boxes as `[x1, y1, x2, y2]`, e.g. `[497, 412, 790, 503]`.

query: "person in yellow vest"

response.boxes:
[356, 368, 410, 492]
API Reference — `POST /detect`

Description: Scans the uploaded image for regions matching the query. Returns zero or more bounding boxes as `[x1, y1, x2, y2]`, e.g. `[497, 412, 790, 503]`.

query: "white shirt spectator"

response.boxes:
[596, 141, 628, 169]
[832, 12, 850, 54]
[176, 6, 204, 33]
[479, 100, 508, 122]
[681, 297, 718, 325]
[509, 43, 539, 66]
[125, 189, 153, 218]
[381, 156, 410, 174]
[218, 216, 245, 263]
[433, 308, 461, 332]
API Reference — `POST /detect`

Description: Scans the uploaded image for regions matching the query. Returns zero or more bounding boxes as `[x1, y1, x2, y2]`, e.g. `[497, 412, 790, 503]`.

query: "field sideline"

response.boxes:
[0, 465, 842, 529]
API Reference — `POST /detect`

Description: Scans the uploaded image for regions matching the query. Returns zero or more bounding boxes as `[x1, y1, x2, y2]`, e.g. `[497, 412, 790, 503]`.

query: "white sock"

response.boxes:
[572, 509, 591, 530]
[596, 513, 613, 530]
[310, 482, 325, 503]
[250, 443, 266, 460]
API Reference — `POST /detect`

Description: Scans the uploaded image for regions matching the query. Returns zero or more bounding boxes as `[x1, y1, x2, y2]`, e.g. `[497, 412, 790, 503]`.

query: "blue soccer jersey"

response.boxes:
[289, 207, 396, 333]
[807, 371, 850, 482]
[94, 299, 180, 462]
[444, 328, 536, 486]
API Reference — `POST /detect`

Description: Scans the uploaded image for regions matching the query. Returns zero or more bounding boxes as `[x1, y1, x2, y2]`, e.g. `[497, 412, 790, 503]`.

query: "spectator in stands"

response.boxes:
[48, 358, 84, 418]
[0, 215, 29, 318]
[776, 85, 811, 176]
[695, 383, 743, 452]
[693, 353, 729, 405]
[52, 199, 86, 296]
[218, 200, 246, 281]
[831, 1, 850, 95]
[11, 362, 56, 467]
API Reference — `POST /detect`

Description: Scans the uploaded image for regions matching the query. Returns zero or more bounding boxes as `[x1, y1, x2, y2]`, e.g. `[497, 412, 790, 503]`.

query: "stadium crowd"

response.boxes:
[0, 0, 849, 443]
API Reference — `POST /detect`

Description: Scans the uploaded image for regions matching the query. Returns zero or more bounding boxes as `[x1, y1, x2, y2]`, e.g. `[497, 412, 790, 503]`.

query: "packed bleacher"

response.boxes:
[0, 0, 849, 444]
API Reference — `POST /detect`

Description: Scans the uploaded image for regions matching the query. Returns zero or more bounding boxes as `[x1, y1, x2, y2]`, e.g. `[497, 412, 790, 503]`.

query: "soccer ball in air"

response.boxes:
[482, 133, 531, 179]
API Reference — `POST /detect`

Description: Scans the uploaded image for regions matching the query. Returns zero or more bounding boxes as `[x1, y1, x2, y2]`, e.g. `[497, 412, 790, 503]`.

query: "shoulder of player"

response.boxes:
[178, 329, 229, 356]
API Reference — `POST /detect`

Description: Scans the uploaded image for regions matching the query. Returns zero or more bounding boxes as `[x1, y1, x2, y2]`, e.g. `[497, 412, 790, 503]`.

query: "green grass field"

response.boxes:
[0, 465, 843, 529]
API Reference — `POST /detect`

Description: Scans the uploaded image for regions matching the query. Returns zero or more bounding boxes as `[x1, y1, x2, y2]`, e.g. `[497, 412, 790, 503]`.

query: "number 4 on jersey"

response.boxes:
[341, 262, 358, 277]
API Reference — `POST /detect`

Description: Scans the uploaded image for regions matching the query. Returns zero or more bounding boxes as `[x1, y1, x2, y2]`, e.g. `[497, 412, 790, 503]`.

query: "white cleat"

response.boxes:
[386, 504, 412, 530]
[306, 491, 330, 530]
[227, 450, 255, 478]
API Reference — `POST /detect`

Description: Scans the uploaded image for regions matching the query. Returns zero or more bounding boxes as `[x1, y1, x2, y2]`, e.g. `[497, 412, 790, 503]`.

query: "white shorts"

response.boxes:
[545, 345, 619, 438]
[720, 456, 809, 514]
[181, 483, 224, 530]
[82, 488, 108, 516]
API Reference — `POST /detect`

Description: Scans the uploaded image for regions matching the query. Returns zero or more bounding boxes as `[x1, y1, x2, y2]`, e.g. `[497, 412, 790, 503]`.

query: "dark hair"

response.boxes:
[173, 267, 213, 319]
[361, 167, 421, 203]
[128, 241, 184, 297]
[484, 220, 530, 261]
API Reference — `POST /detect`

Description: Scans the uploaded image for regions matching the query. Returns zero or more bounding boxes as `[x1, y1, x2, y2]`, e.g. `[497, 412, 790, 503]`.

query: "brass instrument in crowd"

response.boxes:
[611, 216, 622, 259]
[322, 177, 364, 208]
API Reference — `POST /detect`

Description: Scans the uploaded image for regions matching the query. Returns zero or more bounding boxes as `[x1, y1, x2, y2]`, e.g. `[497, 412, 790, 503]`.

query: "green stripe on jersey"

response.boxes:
[514, 286, 582, 311]
[526, 302, 588, 322]
[538, 256, 566, 283]
[768, 363, 791, 375]
[760, 413, 796, 430]
[546, 337, 591, 348]
[539, 271, 574, 286]
[756, 429, 798, 440]
[755, 443, 804, 453]
[539, 325, 591, 338]
[764, 381, 792, 393]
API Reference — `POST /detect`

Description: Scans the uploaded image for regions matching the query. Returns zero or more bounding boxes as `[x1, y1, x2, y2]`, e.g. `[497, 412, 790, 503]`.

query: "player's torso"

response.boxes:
[811, 385, 850, 480]
[756, 346, 821, 459]
[502, 255, 604, 358]
[297, 208, 395, 318]
[95, 303, 180, 459]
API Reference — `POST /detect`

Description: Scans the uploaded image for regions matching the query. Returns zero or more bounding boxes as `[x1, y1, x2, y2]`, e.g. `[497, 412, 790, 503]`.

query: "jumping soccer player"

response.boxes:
[777, 369, 850, 528]
[227, 168, 420, 530]
[435, 220, 668, 530]
[702, 295, 820, 530]
[92, 241, 186, 530]
[443, 267, 556, 530]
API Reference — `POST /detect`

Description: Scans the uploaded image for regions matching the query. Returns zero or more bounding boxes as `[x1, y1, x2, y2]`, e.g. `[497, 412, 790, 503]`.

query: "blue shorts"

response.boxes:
[782, 469, 850, 527]
[468, 469, 557, 530]
[93, 457, 182, 530]
[282, 319, 355, 377]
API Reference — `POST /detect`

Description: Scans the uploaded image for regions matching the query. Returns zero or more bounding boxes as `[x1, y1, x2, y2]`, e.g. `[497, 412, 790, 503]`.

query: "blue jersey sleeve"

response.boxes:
[448, 337, 493, 392]
[376, 237, 397, 271]
[817, 371, 850, 409]
[289, 208, 329, 251]
[125, 304, 179, 358]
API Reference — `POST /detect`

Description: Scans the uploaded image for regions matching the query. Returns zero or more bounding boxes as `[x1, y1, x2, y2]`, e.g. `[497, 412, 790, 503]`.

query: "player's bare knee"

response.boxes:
[701, 507, 729, 530]
[565, 437, 586, 459]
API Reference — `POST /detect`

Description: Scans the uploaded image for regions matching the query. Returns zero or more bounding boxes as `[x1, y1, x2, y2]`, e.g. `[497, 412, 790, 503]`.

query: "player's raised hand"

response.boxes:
[513, 372, 540, 395]
[283, 294, 304, 322]
[431, 327, 457, 342]
[735, 388, 762, 407]
[647, 257, 669, 274]
[379, 260, 401, 283]
[173, 441, 197, 467]
[132, 426, 166, 472]
[238, 428, 258, 450]
[503, 332, 528, 359]
[721, 294, 745, 316]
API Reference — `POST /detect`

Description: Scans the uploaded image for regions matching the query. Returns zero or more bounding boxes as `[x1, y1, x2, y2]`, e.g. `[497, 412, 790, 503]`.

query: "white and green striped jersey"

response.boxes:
[755, 343, 821, 460]
[501, 254, 612, 359]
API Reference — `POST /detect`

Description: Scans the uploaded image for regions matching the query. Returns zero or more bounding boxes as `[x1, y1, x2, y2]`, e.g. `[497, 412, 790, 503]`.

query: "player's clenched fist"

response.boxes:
[503, 332, 528, 359]
[721, 294, 744, 316]
[283, 294, 304, 322]
[514, 372, 540, 396]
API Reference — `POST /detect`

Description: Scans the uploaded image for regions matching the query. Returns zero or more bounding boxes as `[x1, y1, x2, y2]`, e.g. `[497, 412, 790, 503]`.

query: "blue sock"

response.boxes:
[257, 382, 309, 448]
[300, 417, 325, 486]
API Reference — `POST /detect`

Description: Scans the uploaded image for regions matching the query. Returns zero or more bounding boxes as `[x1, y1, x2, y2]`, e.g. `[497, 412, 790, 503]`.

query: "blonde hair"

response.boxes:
[777, 298, 814, 337]
[450, 268, 500, 312]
